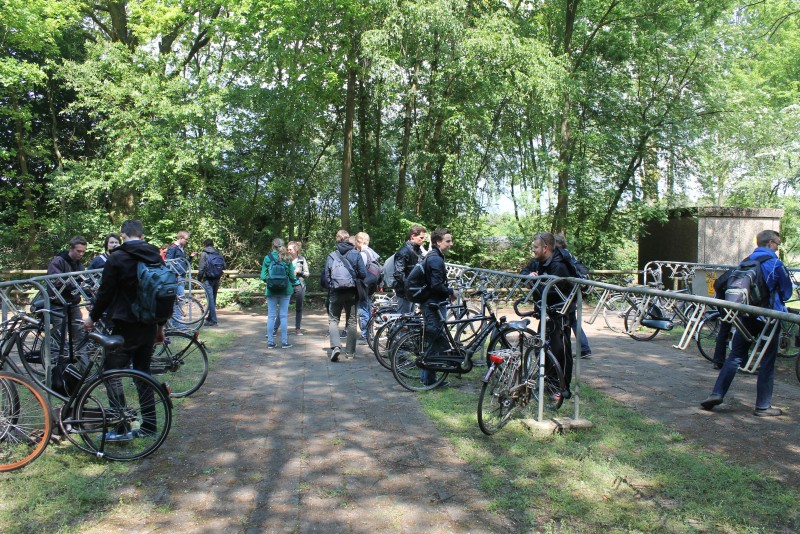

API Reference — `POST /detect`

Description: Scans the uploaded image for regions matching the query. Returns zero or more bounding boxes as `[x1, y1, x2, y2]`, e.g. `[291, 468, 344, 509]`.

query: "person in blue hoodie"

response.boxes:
[701, 230, 793, 417]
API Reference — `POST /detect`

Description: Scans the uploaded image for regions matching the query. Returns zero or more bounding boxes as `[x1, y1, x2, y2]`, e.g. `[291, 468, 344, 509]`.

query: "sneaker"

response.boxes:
[339, 330, 347, 339]
[580, 352, 592, 359]
[330, 347, 340, 362]
[295, 330, 304, 336]
[700, 394, 723, 410]
[344, 352, 354, 359]
[268, 342, 277, 349]
[282, 343, 293, 349]
[206, 321, 218, 327]
[100, 431, 134, 442]
[753, 407, 782, 417]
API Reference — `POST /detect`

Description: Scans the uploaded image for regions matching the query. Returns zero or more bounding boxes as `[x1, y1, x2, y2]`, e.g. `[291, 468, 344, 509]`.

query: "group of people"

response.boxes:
[259, 239, 310, 349]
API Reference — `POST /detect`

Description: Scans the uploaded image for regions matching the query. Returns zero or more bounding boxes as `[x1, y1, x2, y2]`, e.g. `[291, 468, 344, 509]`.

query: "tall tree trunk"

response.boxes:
[340, 67, 357, 230]
[358, 73, 373, 226]
[397, 61, 418, 209]
[373, 101, 382, 211]
[552, 0, 579, 235]
[12, 95, 37, 257]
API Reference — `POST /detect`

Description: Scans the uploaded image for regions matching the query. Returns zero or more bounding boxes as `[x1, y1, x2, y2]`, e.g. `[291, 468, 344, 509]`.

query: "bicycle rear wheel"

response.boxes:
[526, 347, 566, 412]
[624, 305, 661, 341]
[778, 319, 800, 359]
[390, 331, 447, 391]
[0, 371, 53, 472]
[485, 326, 535, 367]
[170, 295, 207, 330]
[151, 331, 209, 397]
[477, 357, 521, 435]
[73, 369, 172, 461]
[696, 314, 721, 362]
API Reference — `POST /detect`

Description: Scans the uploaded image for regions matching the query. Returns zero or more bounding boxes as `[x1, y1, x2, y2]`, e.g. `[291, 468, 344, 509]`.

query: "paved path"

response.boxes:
[83, 307, 800, 532]
[86, 310, 512, 533]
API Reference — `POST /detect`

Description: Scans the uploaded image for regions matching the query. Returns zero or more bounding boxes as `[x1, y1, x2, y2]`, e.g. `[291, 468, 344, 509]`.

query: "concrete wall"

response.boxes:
[696, 207, 784, 265]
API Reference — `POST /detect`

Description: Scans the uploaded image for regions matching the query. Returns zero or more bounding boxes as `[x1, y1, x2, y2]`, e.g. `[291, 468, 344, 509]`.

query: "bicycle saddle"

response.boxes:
[87, 332, 126, 350]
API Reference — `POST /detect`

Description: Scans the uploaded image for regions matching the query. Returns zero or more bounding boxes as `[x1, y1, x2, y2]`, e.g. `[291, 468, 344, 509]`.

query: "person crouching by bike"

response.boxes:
[420, 228, 459, 387]
[528, 231, 574, 399]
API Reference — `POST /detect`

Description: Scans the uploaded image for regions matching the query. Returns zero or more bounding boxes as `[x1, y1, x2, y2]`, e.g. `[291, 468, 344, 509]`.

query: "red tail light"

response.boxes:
[489, 353, 505, 365]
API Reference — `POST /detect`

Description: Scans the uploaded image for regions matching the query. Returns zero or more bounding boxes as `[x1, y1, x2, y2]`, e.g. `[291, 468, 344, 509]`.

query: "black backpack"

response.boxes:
[404, 256, 431, 303]
[203, 252, 225, 279]
[724, 256, 771, 308]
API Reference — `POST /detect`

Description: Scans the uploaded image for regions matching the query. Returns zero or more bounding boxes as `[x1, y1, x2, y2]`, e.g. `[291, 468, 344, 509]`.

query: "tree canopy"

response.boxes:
[1, 0, 798, 270]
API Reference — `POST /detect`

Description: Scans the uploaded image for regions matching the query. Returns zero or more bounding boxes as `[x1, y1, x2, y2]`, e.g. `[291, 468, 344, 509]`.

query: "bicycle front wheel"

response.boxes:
[477, 360, 520, 435]
[390, 331, 447, 391]
[170, 296, 207, 329]
[151, 331, 209, 397]
[74, 369, 172, 461]
[602, 294, 629, 333]
[0, 371, 53, 472]
[778, 319, 800, 359]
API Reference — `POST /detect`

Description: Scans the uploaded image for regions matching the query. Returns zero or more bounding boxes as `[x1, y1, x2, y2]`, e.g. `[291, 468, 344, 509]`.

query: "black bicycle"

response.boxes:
[389, 299, 532, 391]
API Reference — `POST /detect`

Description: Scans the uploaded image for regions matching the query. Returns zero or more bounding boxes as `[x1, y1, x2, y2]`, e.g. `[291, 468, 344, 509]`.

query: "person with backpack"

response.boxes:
[393, 225, 427, 314]
[321, 230, 366, 362]
[355, 232, 381, 342]
[418, 228, 458, 387]
[701, 230, 793, 417]
[198, 238, 225, 327]
[83, 220, 170, 440]
[554, 234, 593, 359]
[165, 230, 195, 321]
[260, 239, 297, 349]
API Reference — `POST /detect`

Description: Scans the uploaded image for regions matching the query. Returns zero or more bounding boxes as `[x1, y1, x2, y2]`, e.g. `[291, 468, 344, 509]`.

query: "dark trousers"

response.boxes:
[105, 320, 158, 433]
[421, 301, 449, 385]
[713, 320, 734, 366]
[202, 277, 220, 323]
[541, 315, 573, 391]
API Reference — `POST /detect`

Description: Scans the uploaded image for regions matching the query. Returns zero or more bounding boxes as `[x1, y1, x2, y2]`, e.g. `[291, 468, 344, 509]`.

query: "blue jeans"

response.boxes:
[358, 298, 371, 339]
[711, 316, 779, 409]
[202, 278, 220, 323]
[421, 301, 449, 385]
[267, 295, 291, 345]
[396, 296, 414, 315]
[274, 284, 306, 331]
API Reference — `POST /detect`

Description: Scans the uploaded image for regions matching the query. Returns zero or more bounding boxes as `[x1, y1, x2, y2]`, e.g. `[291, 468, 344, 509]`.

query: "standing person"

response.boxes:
[393, 225, 427, 315]
[554, 234, 593, 359]
[528, 232, 575, 399]
[165, 230, 195, 320]
[701, 230, 793, 416]
[88, 233, 121, 270]
[197, 238, 225, 327]
[260, 239, 297, 349]
[355, 232, 380, 342]
[321, 230, 366, 362]
[83, 220, 165, 440]
[47, 236, 88, 352]
[419, 228, 458, 387]
[273, 241, 310, 336]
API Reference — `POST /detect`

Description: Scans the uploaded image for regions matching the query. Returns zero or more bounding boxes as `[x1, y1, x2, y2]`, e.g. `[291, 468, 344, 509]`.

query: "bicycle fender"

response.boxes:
[482, 364, 497, 383]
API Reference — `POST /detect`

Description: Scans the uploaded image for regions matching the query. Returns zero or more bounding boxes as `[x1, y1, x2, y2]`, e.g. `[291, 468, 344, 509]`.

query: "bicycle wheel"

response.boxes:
[372, 321, 395, 370]
[170, 295, 206, 329]
[696, 314, 721, 362]
[624, 304, 661, 341]
[778, 319, 800, 359]
[390, 331, 447, 391]
[0, 371, 53, 472]
[16, 326, 47, 381]
[184, 278, 210, 312]
[477, 357, 521, 435]
[602, 294, 629, 334]
[366, 307, 397, 351]
[526, 347, 566, 412]
[485, 326, 536, 367]
[150, 331, 209, 397]
[74, 369, 172, 461]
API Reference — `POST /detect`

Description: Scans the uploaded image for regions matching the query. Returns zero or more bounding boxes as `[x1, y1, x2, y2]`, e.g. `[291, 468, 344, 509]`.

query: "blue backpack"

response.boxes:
[132, 262, 179, 324]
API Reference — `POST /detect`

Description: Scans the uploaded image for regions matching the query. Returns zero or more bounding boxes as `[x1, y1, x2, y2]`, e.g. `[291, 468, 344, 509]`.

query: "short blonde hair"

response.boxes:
[355, 232, 370, 246]
[336, 229, 350, 243]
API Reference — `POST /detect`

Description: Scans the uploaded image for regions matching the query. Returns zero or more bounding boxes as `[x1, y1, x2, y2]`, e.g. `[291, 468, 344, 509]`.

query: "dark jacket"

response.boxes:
[393, 240, 424, 296]
[321, 241, 366, 292]
[533, 248, 575, 311]
[423, 246, 453, 302]
[87, 253, 110, 271]
[47, 251, 85, 304]
[165, 243, 190, 275]
[520, 258, 539, 276]
[198, 246, 224, 279]
[89, 240, 164, 323]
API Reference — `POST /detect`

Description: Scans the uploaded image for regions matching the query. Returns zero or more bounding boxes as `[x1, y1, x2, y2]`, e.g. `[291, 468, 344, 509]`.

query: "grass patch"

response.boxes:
[418, 373, 800, 533]
[0, 327, 235, 533]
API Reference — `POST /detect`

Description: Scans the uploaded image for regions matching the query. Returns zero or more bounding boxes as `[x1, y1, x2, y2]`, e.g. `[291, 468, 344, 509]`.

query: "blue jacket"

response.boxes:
[748, 247, 793, 312]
